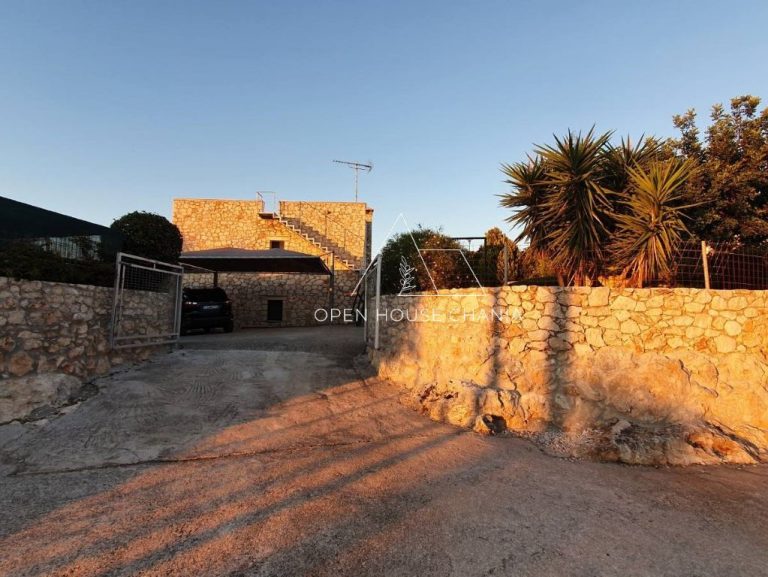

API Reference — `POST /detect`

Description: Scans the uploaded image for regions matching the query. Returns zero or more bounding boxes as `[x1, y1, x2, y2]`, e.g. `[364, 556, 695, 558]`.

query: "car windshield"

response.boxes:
[183, 288, 227, 302]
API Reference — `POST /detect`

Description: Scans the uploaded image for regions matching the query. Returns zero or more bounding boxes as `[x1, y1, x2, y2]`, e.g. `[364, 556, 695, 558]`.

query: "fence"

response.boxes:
[666, 240, 768, 290]
[110, 253, 183, 349]
[393, 237, 768, 291]
[0, 196, 123, 285]
[0, 237, 117, 287]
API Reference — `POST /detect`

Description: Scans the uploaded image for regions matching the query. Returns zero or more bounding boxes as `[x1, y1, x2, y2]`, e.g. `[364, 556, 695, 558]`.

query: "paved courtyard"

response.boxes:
[0, 326, 767, 576]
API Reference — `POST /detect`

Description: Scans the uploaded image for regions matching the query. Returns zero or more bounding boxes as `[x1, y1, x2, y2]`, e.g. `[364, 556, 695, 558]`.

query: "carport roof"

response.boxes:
[179, 247, 332, 274]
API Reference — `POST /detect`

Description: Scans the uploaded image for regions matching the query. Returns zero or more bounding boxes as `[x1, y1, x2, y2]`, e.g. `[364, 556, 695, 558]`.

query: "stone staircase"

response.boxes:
[276, 214, 361, 270]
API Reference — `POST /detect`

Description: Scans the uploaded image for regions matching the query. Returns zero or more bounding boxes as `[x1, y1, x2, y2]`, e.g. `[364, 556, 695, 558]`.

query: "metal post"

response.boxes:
[330, 253, 335, 315]
[173, 273, 183, 346]
[374, 254, 382, 350]
[503, 243, 509, 285]
[363, 266, 368, 341]
[701, 240, 711, 290]
[109, 252, 124, 350]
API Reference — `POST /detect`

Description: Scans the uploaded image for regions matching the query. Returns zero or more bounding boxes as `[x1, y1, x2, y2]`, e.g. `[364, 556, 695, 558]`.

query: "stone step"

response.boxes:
[276, 214, 359, 269]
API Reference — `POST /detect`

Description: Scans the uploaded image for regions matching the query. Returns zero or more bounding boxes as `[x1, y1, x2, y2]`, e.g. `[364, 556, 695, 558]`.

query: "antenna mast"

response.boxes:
[333, 159, 373, 201]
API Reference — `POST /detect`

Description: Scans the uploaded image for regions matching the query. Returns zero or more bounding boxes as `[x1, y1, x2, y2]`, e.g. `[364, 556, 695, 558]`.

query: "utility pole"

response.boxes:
[333, 160, 373, 202]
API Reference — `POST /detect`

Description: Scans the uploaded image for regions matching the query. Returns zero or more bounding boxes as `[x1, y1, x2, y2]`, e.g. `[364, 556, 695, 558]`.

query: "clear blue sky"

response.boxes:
[1, 0, 767, 250]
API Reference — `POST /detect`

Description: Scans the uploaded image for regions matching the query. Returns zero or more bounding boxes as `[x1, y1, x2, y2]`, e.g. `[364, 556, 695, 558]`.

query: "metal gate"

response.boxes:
[110, 252, 183, 349]
[351, 253, 382, 349]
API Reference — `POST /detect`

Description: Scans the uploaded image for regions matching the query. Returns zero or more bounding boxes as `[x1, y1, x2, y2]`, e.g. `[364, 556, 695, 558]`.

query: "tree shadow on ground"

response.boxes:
[3, 323, 768, 576]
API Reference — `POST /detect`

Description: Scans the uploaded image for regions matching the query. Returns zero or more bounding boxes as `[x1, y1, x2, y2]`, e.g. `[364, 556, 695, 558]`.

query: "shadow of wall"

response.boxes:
[369, 286, 768, 465]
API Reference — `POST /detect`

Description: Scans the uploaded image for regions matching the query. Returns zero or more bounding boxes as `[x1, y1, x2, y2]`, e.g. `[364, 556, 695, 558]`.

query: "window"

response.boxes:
[267, 299, 284, 322]
[270, 240, 285, 249]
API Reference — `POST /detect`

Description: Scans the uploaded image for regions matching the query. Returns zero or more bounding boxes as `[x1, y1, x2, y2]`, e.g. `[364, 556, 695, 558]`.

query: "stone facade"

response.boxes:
[174, 197, 369, 328]
[0, 277, 170, 423]
[185, 270, 359, 328]
[173, 199, 372, 271]
[278, 201, 369, 266]
[369, 286, 768, 465]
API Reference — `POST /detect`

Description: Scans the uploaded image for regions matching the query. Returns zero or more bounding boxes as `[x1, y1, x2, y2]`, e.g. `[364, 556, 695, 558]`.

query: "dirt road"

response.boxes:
[1, 326, 766, 576]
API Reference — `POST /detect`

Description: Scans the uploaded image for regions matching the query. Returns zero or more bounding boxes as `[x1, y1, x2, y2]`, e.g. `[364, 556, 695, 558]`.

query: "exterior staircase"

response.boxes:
[275, 214, 361, 270]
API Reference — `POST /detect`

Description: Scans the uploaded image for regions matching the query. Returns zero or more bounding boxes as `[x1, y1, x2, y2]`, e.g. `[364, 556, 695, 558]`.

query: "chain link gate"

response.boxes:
[110, 252, 184, 349]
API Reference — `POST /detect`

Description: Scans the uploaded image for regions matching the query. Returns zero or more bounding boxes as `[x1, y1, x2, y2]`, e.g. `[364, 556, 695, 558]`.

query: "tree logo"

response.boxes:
[398, 256, 417, 295]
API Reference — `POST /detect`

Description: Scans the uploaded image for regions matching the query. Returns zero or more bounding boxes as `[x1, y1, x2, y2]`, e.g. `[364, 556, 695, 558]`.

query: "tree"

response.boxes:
[612, 159, 696, 286]
[519, 248, 558, 283]
[671, 95, 768, 245]
[379, 227, 473, 294]
[500, 128, 696, 286]
[111, 211, 183, 263]
[471, 227, 521, 285]
[531, 128, 615, 284]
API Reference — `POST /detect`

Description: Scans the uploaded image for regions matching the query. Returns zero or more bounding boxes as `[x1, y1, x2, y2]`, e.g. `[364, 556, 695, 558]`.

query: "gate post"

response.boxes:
[109, 252, 124, 350]
[374, 254, 382, 350]
[173, 270, 183, 348]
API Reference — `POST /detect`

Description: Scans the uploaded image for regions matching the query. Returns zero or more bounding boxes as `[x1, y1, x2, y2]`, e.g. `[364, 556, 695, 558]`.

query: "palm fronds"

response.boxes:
[602, 135, 664, 194]
[500, 128, 696, 287]
[533, 128, 614, 283]
[612, 159, 696, 286]
[500, 156, 548, 251]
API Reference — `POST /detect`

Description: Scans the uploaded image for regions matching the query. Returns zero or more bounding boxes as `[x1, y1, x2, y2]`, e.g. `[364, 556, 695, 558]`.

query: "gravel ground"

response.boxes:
[0, 326, 767, 577]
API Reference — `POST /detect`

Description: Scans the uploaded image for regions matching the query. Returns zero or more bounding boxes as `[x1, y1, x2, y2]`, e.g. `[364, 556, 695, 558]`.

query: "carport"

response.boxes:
[179, 247, 335, 327]
[179, 247, 332, 281]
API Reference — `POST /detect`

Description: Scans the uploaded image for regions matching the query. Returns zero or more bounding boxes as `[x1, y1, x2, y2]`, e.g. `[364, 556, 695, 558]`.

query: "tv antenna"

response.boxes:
[333, 159, 373, 202]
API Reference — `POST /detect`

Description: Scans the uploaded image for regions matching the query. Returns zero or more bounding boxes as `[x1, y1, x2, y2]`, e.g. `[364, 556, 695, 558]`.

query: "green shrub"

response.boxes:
[0, 241, 115, 286]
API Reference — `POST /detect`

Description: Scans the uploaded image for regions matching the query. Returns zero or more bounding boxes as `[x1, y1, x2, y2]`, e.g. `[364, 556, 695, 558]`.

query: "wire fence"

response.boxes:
[0, 236, 118, 286]
[666, 240, 768, 290]
[442, 238, 768, 290]
[110, 253, 183, 349]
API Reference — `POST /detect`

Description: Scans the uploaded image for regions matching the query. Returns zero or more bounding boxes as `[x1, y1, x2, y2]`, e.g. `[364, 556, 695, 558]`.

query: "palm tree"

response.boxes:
[602, 136, 665, 194]
[501, 129, 614, 285]
[612, 159, 696, 287]
[501, 157, 563, 283]
[533, 128, 614, 285]
[500, 156, 548, 250]
[500, 129, 695, 287]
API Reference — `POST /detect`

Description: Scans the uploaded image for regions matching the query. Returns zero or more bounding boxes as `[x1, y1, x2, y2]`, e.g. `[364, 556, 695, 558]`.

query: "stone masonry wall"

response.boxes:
[0, 277, 170, 423]
[173, 198, 264, 251]
[369, 286, 768, 466]
[173, 199, 370, 272]
[173, 199, 330, 261]
[278, 201, 367, 264]
[184, 270, 359, 328]
[173, 199, 330, 262]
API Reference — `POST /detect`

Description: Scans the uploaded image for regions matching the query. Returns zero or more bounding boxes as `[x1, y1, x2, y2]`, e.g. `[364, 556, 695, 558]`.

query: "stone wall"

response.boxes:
[279, 201, 367, 264]
[173, 199, 371, 272]
[334, 270, 361, 313]
[0, 277, 170, 423]
[368, 286, 768, 465]
[173, 198, 325, 257]
[184, 270, 359, 328]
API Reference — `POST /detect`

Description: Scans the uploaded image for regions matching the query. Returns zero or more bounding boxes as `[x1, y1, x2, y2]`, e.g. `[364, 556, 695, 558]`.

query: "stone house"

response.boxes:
[173, 198, 373, 328]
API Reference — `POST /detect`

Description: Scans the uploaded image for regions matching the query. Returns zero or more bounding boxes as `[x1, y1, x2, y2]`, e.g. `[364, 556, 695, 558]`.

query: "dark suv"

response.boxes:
[180, 287, 234, 335]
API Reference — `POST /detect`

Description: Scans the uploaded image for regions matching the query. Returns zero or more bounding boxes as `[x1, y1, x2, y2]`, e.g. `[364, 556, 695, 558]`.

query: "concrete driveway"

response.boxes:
[1, 326, 767, 577]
